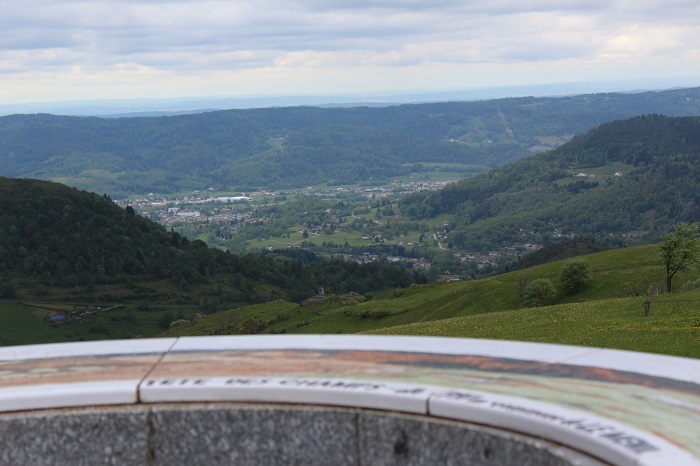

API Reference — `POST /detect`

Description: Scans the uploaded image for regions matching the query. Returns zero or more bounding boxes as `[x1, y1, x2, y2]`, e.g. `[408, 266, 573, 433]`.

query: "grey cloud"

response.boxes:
[0, 0, 698, 74]
[0, 29, 75, 51]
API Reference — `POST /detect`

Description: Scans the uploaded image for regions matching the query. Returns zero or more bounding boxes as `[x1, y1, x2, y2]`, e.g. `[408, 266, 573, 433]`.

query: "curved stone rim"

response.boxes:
[0, 335, 698, 466]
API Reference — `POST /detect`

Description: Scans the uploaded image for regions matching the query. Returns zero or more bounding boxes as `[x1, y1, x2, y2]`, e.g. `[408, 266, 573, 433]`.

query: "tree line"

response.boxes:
[0, 178, 418, 303]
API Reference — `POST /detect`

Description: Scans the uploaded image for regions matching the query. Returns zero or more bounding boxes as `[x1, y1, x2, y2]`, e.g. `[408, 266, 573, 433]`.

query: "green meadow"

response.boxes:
[166, 244, 700, 358]
[3, 242, 699, 358]
[364, 295, 700, 359]
[0, 300, 202, 346]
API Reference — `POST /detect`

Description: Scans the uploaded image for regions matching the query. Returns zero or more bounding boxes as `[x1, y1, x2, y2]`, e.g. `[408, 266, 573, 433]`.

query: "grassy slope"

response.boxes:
[364, 294, 700, 358]
[0, 300, 203, 346]
[0, 302, 71, 346]
[166, 244, 700, 358]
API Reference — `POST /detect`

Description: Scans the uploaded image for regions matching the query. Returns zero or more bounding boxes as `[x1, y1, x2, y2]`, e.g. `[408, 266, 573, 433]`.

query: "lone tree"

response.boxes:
[521, 279, 557, 307]
[660, 222, 700, 292]
[559, 259, 592, 294]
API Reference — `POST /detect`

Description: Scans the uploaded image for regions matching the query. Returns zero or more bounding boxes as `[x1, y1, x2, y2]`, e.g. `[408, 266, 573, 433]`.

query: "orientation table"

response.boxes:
[0, 335, 698, 465]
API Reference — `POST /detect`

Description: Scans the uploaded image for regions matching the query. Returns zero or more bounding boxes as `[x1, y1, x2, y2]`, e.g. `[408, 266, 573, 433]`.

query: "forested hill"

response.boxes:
[399, 115, 700, 251]
[0, 178, 415, 302]
[1, 87, 700, 196]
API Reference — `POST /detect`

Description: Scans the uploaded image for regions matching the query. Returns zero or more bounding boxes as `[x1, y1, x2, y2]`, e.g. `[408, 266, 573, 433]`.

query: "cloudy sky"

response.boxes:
[1, 0, 699, 104]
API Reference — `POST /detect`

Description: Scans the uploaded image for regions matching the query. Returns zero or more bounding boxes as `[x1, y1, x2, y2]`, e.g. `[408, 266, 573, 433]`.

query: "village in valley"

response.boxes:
[124, 179, 546, 280]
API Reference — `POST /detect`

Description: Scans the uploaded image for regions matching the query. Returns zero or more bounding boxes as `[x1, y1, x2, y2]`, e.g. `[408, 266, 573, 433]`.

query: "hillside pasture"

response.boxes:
[365, 293, 700, 359]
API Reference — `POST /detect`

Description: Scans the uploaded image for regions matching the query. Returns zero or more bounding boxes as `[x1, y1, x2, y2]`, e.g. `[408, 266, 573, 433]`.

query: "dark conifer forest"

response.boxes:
[0, 178, 417, 302]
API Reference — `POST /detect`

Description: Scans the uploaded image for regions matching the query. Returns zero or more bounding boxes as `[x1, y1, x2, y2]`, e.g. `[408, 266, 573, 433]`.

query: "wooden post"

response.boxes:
[645, 286, 653, 316]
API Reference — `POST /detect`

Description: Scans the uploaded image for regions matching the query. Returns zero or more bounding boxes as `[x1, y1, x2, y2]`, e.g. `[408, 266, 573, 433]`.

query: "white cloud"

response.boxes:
[0, 0, 698, 102]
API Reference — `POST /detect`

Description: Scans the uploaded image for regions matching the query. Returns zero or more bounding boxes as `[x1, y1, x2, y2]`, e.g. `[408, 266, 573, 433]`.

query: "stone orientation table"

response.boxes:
[0, 335, 698, 465]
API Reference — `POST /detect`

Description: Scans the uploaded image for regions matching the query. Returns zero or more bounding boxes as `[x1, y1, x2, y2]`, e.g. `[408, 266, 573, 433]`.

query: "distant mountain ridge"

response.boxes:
[3, 78, 697, 116]
[1, 87, 700, 196]
[399, 114, 700, 251]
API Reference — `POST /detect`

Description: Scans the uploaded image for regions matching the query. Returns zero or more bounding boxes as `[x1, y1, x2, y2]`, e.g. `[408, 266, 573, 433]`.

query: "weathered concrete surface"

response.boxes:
[0, 406, 149, 466]
[358, 410, 606, 466]
[0, 403, 606, 466]
[0, 404, 607, 466]
[150, 404, 359, 466]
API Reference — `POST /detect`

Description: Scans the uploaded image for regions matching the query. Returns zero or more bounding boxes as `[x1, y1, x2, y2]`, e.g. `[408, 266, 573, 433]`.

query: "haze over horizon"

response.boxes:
[1, 0, 699, 108]
[3, 77, 698, 117]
